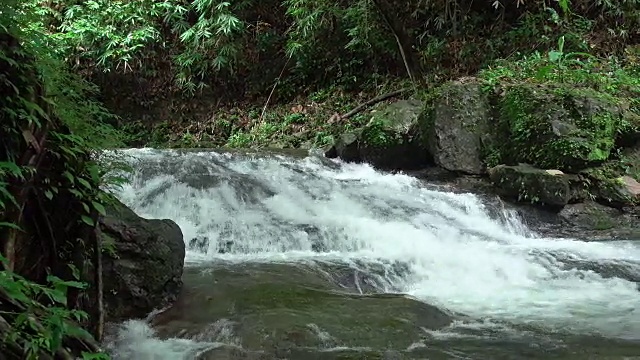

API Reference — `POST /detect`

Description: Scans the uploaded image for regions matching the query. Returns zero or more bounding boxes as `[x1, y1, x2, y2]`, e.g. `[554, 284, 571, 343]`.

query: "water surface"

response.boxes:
[106, 148, 640, 359]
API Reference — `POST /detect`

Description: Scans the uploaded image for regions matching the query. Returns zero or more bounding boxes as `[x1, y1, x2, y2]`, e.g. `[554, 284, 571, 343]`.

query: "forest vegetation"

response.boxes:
[0, 0, 638, 358]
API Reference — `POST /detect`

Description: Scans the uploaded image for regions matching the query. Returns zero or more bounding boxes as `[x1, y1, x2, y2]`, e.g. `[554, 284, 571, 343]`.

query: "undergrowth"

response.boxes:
[479, 36, 640, 170]
[1, 0, 124, 358]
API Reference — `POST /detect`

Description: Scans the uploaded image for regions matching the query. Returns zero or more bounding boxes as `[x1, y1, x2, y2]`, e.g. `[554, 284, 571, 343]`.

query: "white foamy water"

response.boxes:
[106, 148, 640, 358]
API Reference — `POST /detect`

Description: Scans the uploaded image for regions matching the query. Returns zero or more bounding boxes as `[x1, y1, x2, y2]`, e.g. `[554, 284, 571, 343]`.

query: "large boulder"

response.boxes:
[330, 131, 362, 163]
[152, 263, 454, 357]
[559, 201, 625, 230]
[580, 146, 640, 209]
[99, 198, 185, 321]
[488, 164, 576, 207]
[591, 175, 640, 208]
[492, 84, 623, 171]
[358, 99, 428, 169]
[419, 78, 492, 174]
[325, 99, 429, 170]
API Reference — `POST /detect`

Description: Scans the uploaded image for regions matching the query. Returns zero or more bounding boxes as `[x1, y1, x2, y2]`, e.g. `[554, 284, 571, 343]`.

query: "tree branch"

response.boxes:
[340, 88, 409, 120]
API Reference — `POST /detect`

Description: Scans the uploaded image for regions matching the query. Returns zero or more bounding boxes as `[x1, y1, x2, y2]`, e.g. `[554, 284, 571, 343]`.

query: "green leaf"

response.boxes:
[43, 287, 67, 305]
[62, 171, 75, 184]
[0, 274, 32, 304]
[44, 189, 53, 200]
[0, 222, 23, 231]
[92, 201, 106, 216]
[69, 189, 82, 197]
[548, 50, 562, 63]
[80, 215, 94, 226]
[47, 275, 87, 290]
[81, 351, 110, 360]
[68, 264, 81, 280]
[0, 161, 22, 177]
[78, 177, 92, 189]
[88, 164, 101, 183]
[0, 184, 19, 207]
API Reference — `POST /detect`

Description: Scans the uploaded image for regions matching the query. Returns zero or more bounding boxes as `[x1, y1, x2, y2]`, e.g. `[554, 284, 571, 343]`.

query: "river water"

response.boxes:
[105, 148, 640, 359]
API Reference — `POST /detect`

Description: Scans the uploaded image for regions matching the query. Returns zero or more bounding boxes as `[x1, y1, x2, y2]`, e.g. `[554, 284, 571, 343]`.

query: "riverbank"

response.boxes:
[113, 49, 640, 238]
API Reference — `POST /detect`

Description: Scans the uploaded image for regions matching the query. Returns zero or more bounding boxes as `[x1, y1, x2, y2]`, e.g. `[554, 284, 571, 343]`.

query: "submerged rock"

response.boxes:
[420, 78, 492, 174]
[99, 198, 185, 321]
[197, 346, 269, 360]
[151, 263, 454, 355]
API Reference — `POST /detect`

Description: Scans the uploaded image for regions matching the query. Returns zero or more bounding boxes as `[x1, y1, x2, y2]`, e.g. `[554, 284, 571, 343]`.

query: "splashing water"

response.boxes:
[106, 148, 640, 358]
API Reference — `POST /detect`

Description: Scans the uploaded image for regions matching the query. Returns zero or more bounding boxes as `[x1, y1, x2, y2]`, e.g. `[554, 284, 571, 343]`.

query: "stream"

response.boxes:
[105, 148, 640, 359]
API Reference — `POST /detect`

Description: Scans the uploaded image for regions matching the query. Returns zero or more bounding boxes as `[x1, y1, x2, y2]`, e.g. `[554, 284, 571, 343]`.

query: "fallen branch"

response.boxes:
[340, 88, 409, 120]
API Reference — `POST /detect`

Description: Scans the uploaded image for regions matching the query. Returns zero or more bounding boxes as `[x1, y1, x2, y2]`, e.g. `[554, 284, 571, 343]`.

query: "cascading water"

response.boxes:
[106, 148, 640, 359]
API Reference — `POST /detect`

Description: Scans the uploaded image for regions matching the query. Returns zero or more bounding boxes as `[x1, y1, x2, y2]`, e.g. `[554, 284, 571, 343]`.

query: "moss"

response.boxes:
[494, 84, 621, 171]
[581, 159, 640, 206]
[489, 165, 571, 206]
[360, 120, 403, 149]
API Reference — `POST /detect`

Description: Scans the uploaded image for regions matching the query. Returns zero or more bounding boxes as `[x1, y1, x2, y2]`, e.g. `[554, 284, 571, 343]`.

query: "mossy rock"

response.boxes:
[586, 174, 640, 208]
[620, 143, 640, 181]
[488, 164, 575, 207]
[357, 99, 428, 170]
[334, 131, 362, 162]
[581, 152, 640, 208]
[419, 78, 492, 174]
[618, 109, 640, 147]
[494, 84, 622, 171]
[325, 99, 429, 170]
[558, 201, 628, 231]
[153, 263, 454, 354]
[99, 198, 185, 321]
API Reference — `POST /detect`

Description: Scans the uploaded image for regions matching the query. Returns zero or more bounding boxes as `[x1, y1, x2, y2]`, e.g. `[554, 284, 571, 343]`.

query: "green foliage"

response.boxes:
[360, 118, 396, 148]
[1, 1, 124, 358]
[511, 87, 615, 167]
[479, 37, 640, 171]
[0, 255, 94, 359]
[12, 0, 637, 100]
[481, 41, 640, 98]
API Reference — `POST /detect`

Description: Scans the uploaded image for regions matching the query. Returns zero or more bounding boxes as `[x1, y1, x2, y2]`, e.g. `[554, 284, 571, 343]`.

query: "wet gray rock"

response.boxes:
[325, 100, 430, 170]
[99, 198, 185, 321]
[420, 78, 492, 174]
[488, 164, 574, 207]
[326, 131, 361, 163]
[357, 99, 428, 170]
[197, 346, 268, 360]
[594, 175, 640, 208]
[558, 201, 623, 230]
[152, 263, 454, 354]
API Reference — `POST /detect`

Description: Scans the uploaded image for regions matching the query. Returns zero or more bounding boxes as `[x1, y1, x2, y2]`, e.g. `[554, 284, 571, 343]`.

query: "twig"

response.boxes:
[340, 88, 409, 120]
[259, 55, 292, 122]
[93, 224, 104, 342]
[371, 0, 415, 83]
